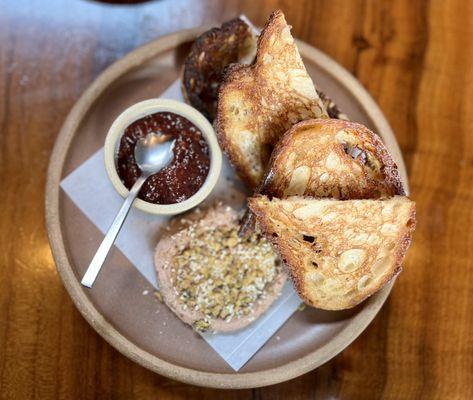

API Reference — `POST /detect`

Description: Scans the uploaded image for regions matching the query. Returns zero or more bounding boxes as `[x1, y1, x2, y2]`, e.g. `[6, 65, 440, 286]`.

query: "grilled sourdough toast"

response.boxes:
[240, 118, 405, 235]
[248, 195, 416, 310]
[258, 119, 405, 199]
[182, 18, 256, 121]
[216, 10, 328, 189]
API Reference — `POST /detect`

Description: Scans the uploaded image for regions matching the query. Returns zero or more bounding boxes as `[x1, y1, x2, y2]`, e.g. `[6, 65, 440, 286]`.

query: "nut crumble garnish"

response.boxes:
[193, 319, 211, 332]
[170, 224, 279, 331]
[154, 291, 163, 302]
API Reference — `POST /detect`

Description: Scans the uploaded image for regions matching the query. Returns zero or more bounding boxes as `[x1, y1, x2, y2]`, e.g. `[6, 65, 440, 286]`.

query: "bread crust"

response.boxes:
[248, 196, 416, 310]
[215, 63, 257, 187]
[215, 10, 328, 189]
[259, 118, 405, 199]
[182, 18, 255, 121]
[239, 118, 405, 237]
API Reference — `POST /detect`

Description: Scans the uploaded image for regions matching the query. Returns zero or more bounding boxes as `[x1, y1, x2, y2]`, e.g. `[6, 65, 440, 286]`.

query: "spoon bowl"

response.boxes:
[135, 133, 175, 175]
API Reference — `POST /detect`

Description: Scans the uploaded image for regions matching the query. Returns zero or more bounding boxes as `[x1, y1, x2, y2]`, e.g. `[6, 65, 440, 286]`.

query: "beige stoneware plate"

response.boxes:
[45, 27, 409, 389]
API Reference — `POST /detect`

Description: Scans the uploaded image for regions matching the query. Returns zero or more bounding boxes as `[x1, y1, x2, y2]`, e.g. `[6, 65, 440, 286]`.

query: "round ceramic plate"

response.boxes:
[45, 27, 409, 389]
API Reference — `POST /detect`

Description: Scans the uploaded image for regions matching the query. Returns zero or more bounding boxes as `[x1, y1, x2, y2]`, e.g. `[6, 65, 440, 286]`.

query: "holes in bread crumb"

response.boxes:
[272, 232, 278, 238]
[342, 142, 367, 164]
[305, 257, 320, 270]
[302, 235, 315, 243]
[302, 235, 323, 254]
[339, 139, 382, 175]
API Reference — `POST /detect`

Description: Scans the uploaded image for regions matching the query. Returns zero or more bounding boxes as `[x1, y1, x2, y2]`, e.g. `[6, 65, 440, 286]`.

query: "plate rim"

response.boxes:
[45, 26, 407, 389]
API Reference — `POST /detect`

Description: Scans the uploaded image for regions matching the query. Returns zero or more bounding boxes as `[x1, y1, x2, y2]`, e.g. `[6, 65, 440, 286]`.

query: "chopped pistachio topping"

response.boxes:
[154, 291, 163, 303]
[170, 224, 279, 330]
[193, 319, 211, 332]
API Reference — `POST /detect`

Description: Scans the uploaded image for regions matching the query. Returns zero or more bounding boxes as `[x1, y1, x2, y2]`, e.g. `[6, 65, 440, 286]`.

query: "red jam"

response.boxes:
[116, 112, 210, 204]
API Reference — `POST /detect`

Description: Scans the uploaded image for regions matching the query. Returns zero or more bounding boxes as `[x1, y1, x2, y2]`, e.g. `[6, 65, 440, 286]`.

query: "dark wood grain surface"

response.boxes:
[1, 0, 472, 398]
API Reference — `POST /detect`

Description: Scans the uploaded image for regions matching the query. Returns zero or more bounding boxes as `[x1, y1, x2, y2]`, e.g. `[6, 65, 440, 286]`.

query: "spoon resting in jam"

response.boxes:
[81, 133, 175, 288]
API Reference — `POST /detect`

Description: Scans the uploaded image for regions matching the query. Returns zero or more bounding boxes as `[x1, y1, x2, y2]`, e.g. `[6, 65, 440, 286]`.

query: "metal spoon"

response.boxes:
[81, 133, 175, 288]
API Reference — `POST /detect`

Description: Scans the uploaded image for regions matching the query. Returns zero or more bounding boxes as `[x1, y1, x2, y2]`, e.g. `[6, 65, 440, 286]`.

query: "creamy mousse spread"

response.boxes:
[155, 206, 286, 332]
[174, 224, 278, 331]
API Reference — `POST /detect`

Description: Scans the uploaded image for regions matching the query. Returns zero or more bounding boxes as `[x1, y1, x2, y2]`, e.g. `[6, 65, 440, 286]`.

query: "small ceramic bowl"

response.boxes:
[104, 99, 222, 215]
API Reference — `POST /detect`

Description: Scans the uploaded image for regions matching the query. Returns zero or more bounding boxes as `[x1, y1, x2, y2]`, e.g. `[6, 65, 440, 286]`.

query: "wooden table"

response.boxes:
[1, 0, 472, 398]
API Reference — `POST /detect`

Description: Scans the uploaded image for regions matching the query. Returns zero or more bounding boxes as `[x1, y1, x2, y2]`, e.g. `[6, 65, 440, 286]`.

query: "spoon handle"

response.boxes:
[81, 174, 148, 288]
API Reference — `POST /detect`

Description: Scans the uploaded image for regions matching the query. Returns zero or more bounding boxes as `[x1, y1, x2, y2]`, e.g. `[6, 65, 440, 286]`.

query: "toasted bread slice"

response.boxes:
[216, 10, 328, 189]
[239, 119, 405, 236]
[248, 195, 416, 310]
[155, 205, 286, 332]
[259, 118, 405, 199]
[182, 18, 256, 121]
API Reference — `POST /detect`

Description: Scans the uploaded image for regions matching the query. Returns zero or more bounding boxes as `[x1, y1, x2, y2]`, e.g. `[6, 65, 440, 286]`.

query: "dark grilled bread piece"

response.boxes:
[182, 18, 256, 121]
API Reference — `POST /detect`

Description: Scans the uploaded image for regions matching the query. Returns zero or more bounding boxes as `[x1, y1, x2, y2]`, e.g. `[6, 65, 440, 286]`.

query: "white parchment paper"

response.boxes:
[61, 79, 302, 371]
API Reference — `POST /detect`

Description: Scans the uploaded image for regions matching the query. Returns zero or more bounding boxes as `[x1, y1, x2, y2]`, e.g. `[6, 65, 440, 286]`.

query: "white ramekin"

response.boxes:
[104, 99, 222, 215]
